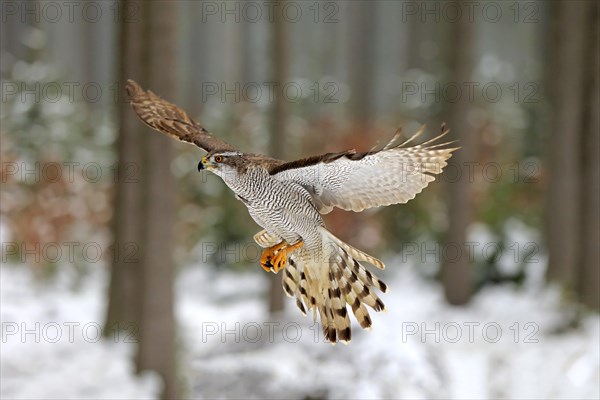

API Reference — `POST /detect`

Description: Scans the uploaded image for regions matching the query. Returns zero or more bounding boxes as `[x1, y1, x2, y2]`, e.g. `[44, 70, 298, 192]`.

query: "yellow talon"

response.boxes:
[259, 240, 303, 273]
[260, 241, 286, 272]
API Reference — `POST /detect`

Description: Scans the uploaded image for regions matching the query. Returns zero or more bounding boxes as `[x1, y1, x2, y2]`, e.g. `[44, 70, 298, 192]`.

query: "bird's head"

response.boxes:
[198, 150, 248, 178]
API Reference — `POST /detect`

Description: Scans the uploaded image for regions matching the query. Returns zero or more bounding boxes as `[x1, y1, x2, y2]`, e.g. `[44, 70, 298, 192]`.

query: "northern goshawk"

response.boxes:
[126, 79, 458, 344]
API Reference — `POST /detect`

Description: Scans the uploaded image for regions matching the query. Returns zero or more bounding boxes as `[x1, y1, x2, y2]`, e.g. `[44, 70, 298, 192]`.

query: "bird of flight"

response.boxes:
[126, 80, 458, 344]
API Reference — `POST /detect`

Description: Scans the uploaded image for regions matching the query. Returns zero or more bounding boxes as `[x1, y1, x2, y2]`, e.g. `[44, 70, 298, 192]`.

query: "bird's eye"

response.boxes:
[214, 155, 223, 163]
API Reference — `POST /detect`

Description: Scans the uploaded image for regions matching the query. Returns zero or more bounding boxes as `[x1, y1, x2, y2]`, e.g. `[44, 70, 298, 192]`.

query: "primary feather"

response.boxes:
[272, 125, 458, 214]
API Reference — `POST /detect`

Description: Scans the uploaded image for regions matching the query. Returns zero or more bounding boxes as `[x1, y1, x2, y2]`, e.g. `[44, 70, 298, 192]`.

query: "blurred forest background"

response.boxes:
[1, 1, 598, 399]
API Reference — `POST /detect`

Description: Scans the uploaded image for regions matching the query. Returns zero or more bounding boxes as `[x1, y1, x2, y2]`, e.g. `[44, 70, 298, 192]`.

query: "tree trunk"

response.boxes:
[439, 2, 475, 305]
[105, 0, 146, 338]
[267, 0, 289, 314]
[347, 2, 377, 126]
[545, 1, 588, 290]
[577, 2, 599, 310]
[105, 1, 179, 398]
[269, 0, 289, 160]
[135, 2, 179, 399]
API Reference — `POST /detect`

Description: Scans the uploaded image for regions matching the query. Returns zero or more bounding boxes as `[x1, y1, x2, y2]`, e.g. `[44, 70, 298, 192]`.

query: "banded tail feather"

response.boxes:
[255, 228, 387, 344]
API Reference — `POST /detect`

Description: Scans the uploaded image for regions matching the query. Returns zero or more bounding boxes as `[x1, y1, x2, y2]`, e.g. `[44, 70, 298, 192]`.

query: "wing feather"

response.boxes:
[126, 79, 236, 153]
[272, 126, 459, 214]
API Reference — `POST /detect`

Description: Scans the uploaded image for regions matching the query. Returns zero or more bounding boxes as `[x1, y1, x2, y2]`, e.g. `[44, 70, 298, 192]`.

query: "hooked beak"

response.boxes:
[198, 157, 207, 171]
[198, 156, 215, 172]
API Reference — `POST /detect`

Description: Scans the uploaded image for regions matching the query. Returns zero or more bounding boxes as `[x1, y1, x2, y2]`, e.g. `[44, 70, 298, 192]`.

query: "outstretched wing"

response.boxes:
[271, 126, 458, 214]
[126, 79, 236, 152]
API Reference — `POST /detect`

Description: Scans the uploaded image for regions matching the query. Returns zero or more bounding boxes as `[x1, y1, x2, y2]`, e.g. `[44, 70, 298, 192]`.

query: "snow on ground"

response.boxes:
[1, 257, 599, 399]
[178, 263, 599, 400]
[0, 265, 160, 399]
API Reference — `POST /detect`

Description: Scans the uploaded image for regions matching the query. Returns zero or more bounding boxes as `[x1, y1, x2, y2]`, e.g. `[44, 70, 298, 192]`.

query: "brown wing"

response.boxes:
[125, 79, 236, 152]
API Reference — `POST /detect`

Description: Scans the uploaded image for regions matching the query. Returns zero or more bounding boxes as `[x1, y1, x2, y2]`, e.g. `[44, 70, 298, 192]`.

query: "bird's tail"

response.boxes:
[270, 228, 388, 344]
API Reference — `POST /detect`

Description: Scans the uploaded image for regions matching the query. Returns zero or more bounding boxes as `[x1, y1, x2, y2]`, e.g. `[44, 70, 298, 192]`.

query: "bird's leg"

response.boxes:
[260, 241, 287, 272]
[270, 240, 303, 273]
